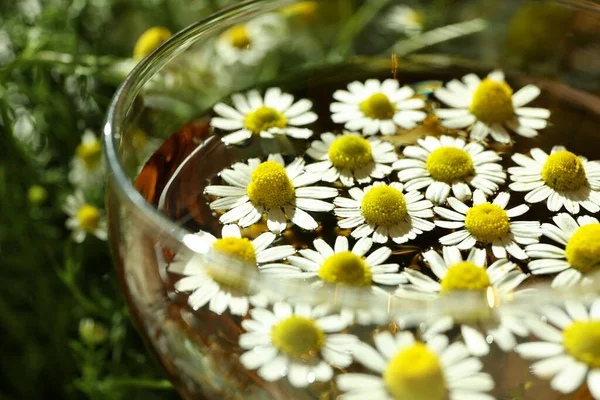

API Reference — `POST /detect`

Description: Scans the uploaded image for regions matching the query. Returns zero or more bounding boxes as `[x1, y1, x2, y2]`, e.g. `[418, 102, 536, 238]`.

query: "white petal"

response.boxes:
[461, 325, 490, 356]
[515, 342, 564, 359]
[550, 360, 588, 394]
[285, 205, 318, 231]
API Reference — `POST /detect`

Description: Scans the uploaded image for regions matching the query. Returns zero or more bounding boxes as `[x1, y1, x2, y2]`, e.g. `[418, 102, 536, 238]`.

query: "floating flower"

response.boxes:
[395, 246, 530, 355]
[262, 235, 405, 286]
[63, 191, 107, 243]
[330, 79, 427, 135]
[333, 181, 435, 244]
[215, 14, 285, 66]
[526, 213, 599, 288]
[515, 299, 600, 399]
[238, 303, 357, 387]
[68, 130, 105, 189]
[210, 87, 317, 145]
[380, 5, 423, 36]
[305, 132, 397, 186]
[509, 146, 600, 214]
[393, 135, 506, 203]
[434, 189, 540, 260]
[434, 70, 550, 143]
[171, 224, 295, 316]
[133, 26, 172, 60]
[261, 235, 403, 326]
[336, 330, 495, 400]
[205, 154, 336, 233]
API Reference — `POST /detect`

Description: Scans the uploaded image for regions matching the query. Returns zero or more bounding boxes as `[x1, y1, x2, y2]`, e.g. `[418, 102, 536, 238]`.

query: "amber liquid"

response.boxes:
[132, 64, 600, 399]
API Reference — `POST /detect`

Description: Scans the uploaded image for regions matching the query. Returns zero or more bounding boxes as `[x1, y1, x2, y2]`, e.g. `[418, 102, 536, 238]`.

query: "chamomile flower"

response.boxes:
[215, 14, 285, 66]
[205, 154, 336, 233]
[261, 235, 405, 326]
[262, 235, 405, 286]
[336, 331, 495, 400]
[515, 299, 600, 399]
[380, 5, 423, 37]
[508, 146, 600, 214]
[304, 132, 397, 186]
[434, 70, 551, 143]
[526, 213, 599, 288]
[434, 189, 541, 260]
[330, 79, 427, 135]
[395, 246, 530, 355]
[333, 181, 435, 244]
[63, 191, 107, 243]
[393, 135, 506, 203]
[69, 130, 105, 189]
[171, 224, 295, 316]
[238, 303, 357, 387]
[211, 87, 317, 145]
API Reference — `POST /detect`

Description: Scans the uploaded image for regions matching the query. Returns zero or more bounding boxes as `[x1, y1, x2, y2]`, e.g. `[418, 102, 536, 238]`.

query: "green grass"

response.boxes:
[0, 1, 234, 398]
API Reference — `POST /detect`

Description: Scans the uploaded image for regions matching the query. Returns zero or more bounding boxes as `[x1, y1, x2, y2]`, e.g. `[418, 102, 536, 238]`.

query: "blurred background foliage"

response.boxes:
[0, 0, 239, 399]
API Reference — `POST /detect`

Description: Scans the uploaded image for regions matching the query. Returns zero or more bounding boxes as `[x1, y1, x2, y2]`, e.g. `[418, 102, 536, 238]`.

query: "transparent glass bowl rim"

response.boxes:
[103, 0, 600, 320]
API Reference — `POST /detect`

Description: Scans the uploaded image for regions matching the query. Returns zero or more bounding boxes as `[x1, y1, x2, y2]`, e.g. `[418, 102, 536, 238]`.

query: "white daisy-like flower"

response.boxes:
[210, 87, 317, 145]
[515, 299, 600, 399]
[434, 70, 551, 143]
[526, 213, 599, 288]
[63, 191, 107, 243]
[333, 181, 435, 244]
[434, 189, 541, 260]
[330, 78, 427, 135]
[261, 235, 402, 326]
[393, 135, 506, 204]
[380, 5, 423, 37]
[509, 146, 600, 214]
[170, 224, 295, 316]
[395, 246, 530, 355]
[304, 131, 398, 187]
[238, 302, 357, 387]
[261, 235, 405, 285]
[68, 130, 105, 189]
[336, 330, 495, 400]
[215, 14, 285, 66]
[205, 154, 336, 233]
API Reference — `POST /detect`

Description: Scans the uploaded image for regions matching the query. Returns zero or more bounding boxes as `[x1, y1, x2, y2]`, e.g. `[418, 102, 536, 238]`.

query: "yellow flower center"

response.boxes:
[541, 151, 587, 192]
[206, 238, 256, 292]
[440, 261, 491, 293]
[464, 203, 511, 243]
[469, 78, 514, 124]
[226, 25, 252, 49]
[328, 136, 373, 170]
[133, 26, 172, 60]
[383, 343, 447, 400]
[243, 106, 288, 134]
[565, 224, 600, 273]
[563, 321, 600, 369]
[28, 185, 47, 205]
[318, 251, 372, 287]
[247, 161, 295, 209]
[281, 1, 318, 22]
[426, 147, 474, 183]
[77, 205, 101, 233]
[271, 316, 325, 359]
[361, 186, 407, 227]
[76, 140, 103, 170]
[131, 129, 149, 151]
[360, 93, 397, 120]
[212, 237, 257, 265]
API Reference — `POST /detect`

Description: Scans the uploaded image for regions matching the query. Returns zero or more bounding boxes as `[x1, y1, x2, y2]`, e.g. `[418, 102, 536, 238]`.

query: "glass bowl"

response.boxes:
[104, 1, 600, 399]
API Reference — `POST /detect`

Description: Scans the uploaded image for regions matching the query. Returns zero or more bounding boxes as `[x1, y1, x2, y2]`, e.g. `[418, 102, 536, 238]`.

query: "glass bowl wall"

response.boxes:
[104, 1, 600, 399]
